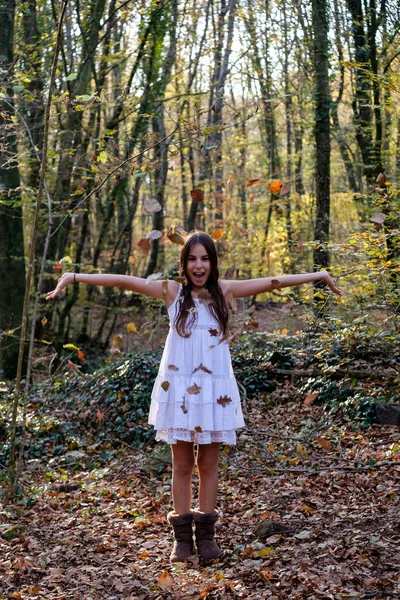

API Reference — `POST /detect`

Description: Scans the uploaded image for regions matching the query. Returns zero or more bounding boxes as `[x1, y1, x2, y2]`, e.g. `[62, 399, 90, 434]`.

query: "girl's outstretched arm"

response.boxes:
[222, 271, 342, 299]
[46, 273, 179, 306]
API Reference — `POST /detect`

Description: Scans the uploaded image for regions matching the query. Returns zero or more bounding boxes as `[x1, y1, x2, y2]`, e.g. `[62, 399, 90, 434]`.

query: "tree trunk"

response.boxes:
[0, 0, 26, 379]
[312, 0, 330, 272]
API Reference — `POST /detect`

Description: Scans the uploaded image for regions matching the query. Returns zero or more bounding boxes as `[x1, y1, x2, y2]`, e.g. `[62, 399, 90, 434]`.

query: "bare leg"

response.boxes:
[171, 441, 195, 514]
[197, 442, 220, 512]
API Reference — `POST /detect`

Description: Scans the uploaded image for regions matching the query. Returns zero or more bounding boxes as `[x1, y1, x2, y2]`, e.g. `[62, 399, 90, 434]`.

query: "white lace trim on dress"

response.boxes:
[155, 428, 236, 445]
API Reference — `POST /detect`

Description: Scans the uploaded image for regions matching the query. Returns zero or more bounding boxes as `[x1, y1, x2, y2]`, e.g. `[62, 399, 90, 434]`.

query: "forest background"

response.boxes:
[0, 0, 399, 381]
[0, 1, 399, 597]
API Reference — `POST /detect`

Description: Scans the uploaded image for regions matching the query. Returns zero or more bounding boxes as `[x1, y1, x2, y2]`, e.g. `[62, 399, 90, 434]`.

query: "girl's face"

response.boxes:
[185, 243, 211, 289]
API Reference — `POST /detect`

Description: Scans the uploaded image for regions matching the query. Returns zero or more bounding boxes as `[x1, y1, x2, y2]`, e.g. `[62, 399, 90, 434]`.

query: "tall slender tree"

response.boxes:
[312, 0, 331, 271]
[0, 0, 26, 379]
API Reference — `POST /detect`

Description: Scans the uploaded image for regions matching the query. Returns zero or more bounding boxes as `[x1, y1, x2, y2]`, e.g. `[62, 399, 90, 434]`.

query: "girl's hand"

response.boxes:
[46, 273, 74, 300]
[322, 271, 343, 296]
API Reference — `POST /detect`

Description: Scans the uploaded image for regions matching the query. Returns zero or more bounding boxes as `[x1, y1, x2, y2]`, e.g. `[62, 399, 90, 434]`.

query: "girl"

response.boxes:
[47, 231, 342, 563]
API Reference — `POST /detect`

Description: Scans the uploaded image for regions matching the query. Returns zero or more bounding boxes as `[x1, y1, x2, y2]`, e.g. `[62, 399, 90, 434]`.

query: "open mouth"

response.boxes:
[193, 273, 205, 282]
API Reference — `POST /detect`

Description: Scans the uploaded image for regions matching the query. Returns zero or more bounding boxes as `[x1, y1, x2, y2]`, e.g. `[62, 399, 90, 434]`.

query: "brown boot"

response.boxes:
[167, 511, 194, 562]
[193, 510, 223, 561]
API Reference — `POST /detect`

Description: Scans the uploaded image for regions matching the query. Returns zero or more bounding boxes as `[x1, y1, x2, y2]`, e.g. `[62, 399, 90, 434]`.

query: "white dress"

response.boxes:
[148, 285, 245, 445]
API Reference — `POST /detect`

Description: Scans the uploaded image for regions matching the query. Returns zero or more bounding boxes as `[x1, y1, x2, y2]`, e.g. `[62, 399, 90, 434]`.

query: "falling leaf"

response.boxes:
[158, 569, 173, 591]
[167, 226, 185, 245]
[146, 229, 163, 241]
[249, 193, 255, 204]
[98, 151, 108, 164]
[265, 249, 271, 270]
[138, 238, 151, 253]
[211, 228, 224, 241]
[237, 225, 248, 236]
[162, 280, 168, 295]
[190, 189, 204, 201]
[192, 363, 212, 374]
[181, 396, 188, 415]
[188, 306, 200, 313]
[376, 172, 386, 185]
[208, 328, 219, 337]
[370, 212, 386, 225]
[198, 289, 212, 304]
[77, 349, 85, 362]
[270, 279, 282, 291]
[126, 322, 137, 333]
[41, 316, 48, 327]
[280, 183, 291, 197]
[161, 381, 170, 392]
[246, 178, 259, 187]
[317, 437, 333, 452]
[142, 197, 162, 214]
[269, 180, 283, 193]
[226, 174, 233, 187]
[96, 407, 104, 425]
[63, 343, 80, 352]
[168, 364, 179, 371]
[187, 383, 201, 395]
[304, 392, 319, 406]
[67, 360, 77, 370]
[224, 266, 235, 279]
[112, 334, 123, 350]
[227, 291, 237, 311]
[217, 395, 232, 407]
[194, 426, 203, 432]
[53, 262, 63, 272]
[145, 272, 163, 285]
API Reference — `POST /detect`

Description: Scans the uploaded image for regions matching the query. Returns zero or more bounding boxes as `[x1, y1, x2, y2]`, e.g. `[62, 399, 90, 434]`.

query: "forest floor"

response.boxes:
[1, 389, 399, 600]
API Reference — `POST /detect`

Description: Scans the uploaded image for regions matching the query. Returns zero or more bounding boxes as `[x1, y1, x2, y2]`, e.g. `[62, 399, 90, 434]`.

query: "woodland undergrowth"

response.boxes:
[0, 323, 399, 599]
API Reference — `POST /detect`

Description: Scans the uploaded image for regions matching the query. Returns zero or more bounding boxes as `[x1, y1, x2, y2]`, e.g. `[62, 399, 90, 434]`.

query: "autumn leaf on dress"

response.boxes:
[208, 328, 219, 337]
[181, 395, 188, 414]
[217, 395, 232, 407]
[192, 363, 212, 374]
[168, 364, 179, 372]
[194, 426, 203, 432]
[187, 383, 201, 395]
[161, 381, 170, 391]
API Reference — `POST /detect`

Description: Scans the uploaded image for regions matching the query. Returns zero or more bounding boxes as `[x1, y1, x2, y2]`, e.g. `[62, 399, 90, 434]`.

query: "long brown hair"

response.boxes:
[174, 231, 229, 338]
